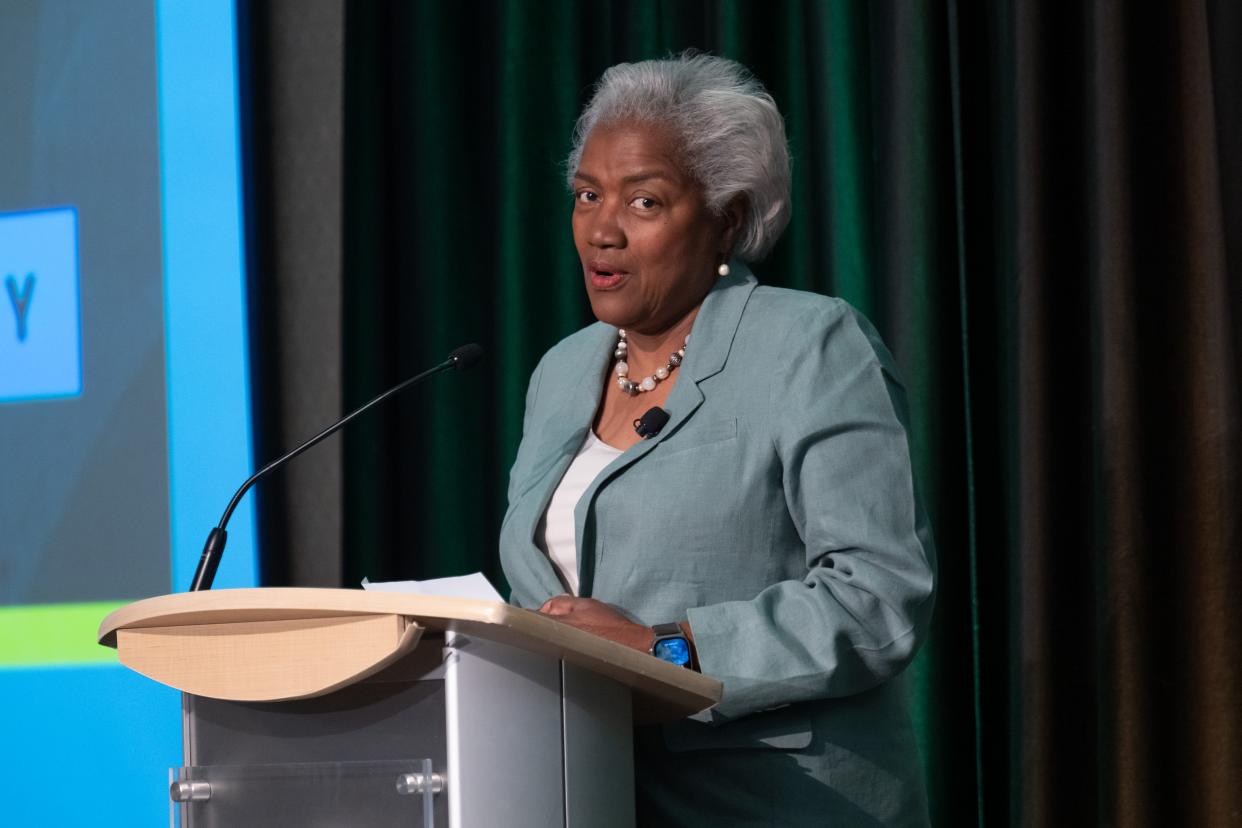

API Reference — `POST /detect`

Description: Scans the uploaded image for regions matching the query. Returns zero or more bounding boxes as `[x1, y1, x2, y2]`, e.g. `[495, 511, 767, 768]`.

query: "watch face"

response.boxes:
[653, 636, 691, 666]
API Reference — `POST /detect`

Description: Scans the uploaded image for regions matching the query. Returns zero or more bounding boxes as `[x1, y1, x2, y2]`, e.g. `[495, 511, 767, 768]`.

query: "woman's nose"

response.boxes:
[589, 203, 625, 248]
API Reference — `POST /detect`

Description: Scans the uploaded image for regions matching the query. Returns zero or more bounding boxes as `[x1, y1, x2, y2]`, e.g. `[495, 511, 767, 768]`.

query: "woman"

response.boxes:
[500, 54, 936, 826]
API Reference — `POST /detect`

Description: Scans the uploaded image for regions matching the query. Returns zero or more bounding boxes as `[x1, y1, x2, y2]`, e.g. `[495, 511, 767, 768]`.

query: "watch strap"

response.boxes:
[651, 622, 683, 638]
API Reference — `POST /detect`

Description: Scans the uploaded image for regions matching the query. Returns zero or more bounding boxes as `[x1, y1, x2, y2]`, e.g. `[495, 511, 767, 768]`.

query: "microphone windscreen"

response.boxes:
[448, 343, 484, 370]
[634, 406, 671, 438]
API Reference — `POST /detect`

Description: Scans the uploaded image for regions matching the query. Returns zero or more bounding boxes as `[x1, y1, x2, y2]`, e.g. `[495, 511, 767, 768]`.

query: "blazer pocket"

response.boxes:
[661, 708, 812, 752]
[654, 417, 738, 459]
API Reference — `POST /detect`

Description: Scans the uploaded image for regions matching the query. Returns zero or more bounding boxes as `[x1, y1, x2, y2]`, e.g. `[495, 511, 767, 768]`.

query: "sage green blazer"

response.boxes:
[500, 265, 936, 826]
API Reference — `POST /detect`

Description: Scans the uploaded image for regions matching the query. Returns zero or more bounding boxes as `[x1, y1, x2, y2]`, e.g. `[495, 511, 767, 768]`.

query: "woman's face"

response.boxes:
[571, 122, 731, 336]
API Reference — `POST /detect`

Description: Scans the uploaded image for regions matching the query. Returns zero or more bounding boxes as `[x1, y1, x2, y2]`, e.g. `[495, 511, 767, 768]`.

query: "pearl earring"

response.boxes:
[717, 262, 730, 277]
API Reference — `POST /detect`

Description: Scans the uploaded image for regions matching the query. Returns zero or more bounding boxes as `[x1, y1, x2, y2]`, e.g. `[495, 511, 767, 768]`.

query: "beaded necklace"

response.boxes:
[612, 329, 688, 395]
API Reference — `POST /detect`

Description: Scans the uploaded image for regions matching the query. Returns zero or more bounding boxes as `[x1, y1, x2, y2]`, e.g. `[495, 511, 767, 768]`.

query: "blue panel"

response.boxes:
[0, 1, 256, 823]
[156, 0, 258, 590]
[0, 665, 180, 823]
[0, 207, 82, 403]
[0, 2, 257, 824]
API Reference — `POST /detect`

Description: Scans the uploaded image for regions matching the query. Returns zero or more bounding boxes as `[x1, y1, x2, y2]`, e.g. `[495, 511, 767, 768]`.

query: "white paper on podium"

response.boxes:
[360, 572, 504, 603]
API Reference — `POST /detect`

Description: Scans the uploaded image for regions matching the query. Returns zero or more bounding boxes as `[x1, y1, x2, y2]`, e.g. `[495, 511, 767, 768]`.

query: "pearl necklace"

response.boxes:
[613, 329, 688, 395]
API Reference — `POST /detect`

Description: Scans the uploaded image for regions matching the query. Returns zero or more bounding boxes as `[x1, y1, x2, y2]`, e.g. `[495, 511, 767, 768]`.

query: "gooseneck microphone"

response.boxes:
[187, 343, 484, 592]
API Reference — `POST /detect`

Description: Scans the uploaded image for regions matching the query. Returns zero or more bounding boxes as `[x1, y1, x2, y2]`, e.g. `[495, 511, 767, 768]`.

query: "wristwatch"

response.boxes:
[649, 622, 693, 668]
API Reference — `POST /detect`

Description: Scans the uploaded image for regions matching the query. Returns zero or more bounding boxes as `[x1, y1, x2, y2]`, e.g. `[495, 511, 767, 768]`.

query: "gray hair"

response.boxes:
[567, 53, 792, 262]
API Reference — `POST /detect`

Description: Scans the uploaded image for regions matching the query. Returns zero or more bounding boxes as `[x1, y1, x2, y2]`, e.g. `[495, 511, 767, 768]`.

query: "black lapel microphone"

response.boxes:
[633, 406, 670, 439]
[187, 343, 484, 592]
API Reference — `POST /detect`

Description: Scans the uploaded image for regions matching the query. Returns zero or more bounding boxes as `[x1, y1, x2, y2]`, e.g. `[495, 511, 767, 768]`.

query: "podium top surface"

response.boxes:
[99, 588, 721, 722]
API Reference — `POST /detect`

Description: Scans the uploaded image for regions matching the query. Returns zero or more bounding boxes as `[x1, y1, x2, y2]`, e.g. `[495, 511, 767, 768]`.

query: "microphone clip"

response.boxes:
[633, 406, 670, 439]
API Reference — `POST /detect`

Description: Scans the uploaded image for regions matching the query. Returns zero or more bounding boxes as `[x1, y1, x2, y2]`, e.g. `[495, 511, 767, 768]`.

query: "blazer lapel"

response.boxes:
[518, 323, 614, 562]
[574, 267, 759, 595]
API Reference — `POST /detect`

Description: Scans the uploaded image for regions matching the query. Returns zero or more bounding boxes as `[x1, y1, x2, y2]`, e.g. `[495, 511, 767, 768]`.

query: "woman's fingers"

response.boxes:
[536, 597, 652, 651]
[539, 594, 575, 615]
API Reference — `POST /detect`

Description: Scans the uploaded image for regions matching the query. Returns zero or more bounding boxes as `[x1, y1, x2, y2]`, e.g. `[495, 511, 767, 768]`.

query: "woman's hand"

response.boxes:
[538, 595, 654, 652]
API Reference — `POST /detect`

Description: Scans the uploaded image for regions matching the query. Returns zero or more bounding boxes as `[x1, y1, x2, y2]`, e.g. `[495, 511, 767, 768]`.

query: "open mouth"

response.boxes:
[588, 262, 629, 288]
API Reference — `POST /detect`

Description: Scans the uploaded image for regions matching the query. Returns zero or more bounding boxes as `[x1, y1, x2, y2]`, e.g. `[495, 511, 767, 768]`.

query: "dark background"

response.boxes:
[239, 1, 1241, 824]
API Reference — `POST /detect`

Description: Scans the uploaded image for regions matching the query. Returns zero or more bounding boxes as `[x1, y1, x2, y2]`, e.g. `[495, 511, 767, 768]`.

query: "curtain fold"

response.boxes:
[1000, 2, 1242, 823]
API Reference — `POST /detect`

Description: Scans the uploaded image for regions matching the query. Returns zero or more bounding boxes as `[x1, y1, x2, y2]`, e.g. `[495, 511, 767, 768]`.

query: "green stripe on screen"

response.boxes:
[0, 602, 125, 667]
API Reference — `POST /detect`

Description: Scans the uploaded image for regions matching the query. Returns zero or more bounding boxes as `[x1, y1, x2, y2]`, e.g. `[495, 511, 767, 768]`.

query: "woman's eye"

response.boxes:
[630, 196, 658, 210]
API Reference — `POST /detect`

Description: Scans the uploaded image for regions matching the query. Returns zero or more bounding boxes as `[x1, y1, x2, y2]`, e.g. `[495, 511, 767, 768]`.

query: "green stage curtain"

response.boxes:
[326, 1, 1240, 823]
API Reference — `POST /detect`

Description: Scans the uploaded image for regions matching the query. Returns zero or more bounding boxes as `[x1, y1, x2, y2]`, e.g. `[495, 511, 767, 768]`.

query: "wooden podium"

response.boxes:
[98, 588, 721, 827]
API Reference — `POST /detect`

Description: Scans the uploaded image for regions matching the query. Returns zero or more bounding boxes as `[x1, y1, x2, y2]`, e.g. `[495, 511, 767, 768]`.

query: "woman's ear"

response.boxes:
[718, 196, 747, 258]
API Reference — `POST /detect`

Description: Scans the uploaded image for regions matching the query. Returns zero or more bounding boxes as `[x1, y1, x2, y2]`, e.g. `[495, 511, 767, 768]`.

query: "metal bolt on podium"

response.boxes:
[396, 771, 445, 795]
[396, 759, 444, 825]
[170, 780, 212, 802]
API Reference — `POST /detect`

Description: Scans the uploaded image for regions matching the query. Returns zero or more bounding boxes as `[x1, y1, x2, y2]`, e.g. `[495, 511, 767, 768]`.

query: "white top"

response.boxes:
[536, 430, 624, 595]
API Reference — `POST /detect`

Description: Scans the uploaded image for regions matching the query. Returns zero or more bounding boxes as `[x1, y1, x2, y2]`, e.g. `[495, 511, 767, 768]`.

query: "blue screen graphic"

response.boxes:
[0, 207, 82, 402]
[0, 1, 257, 823]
